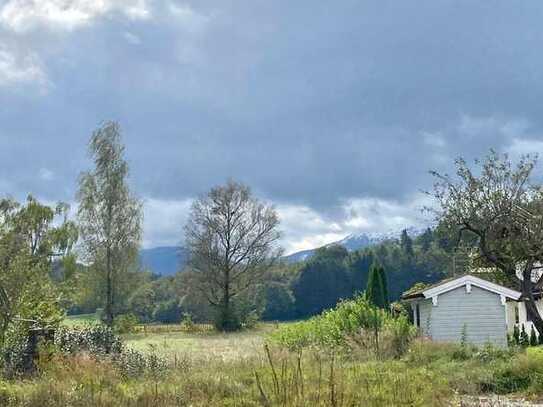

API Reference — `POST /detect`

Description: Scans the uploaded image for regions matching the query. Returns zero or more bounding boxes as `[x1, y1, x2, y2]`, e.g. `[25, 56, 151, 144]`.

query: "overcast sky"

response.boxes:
[2, 1, 543, 253]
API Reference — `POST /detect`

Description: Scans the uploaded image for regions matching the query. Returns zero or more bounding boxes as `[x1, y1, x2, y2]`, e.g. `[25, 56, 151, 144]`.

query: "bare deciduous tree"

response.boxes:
[184, 180, 282, 331]
[428, 150, 543, 335]
[77, 122, 142, 327]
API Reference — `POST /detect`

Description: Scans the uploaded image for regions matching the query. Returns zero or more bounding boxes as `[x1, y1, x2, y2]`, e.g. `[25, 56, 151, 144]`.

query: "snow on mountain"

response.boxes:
[283, 227, 424, 263]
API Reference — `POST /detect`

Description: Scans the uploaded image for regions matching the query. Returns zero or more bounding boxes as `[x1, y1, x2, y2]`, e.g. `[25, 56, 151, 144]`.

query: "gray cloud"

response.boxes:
[2, 1, 543, 249]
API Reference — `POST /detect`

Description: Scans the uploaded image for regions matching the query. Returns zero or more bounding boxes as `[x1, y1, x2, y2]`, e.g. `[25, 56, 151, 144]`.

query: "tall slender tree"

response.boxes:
[77, 122, 142, 327]
[366, 262, 385, 308]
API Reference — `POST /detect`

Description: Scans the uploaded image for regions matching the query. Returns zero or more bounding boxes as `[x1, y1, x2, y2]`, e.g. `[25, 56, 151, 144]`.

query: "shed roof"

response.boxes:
[402, 274, 522, 301]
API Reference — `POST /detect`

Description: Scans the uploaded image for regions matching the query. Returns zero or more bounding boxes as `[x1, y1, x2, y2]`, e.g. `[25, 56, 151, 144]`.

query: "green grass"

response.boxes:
[123, 323, 277, 361]
[3, 321, 543, 406]
[63, 313, 100, 328]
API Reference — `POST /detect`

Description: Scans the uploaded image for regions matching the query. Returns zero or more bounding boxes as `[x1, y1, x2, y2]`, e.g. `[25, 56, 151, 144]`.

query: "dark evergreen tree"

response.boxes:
[366, 262, 385, 308]
[418, 228, 433, 252]
[346, 249, 374, 293]
[292, 245, 352, 317]
[379, 266, 389, 309]
[400, 229, 414, 257]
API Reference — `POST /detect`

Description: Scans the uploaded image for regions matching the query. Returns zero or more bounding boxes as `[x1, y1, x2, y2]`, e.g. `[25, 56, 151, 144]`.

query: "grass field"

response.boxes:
[63, 313, 100, 328]
[64, 314, 279, 361]
[124, 323, 278, 361]
[4, 318, 540, 406]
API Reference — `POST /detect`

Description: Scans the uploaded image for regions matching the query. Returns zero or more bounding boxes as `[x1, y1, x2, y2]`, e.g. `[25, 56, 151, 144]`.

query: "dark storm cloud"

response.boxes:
[2, 0, 543, 233]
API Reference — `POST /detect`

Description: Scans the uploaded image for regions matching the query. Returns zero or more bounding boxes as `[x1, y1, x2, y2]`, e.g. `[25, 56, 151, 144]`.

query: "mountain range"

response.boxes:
[139, 227, 423, 276]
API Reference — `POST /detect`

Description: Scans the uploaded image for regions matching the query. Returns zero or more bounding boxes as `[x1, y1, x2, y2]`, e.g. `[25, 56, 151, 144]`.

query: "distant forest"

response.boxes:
[68, 225, 458, 323]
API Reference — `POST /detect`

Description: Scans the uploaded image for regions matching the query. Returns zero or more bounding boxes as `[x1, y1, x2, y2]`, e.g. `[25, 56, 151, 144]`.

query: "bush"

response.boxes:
[54, 325, 123, 356]
[270, 295, 416, 358]
[153, 300, 183, 323]
[180, 313, 195, 331]
[113, 314, 139, 334]
[1, 337, 30, 379]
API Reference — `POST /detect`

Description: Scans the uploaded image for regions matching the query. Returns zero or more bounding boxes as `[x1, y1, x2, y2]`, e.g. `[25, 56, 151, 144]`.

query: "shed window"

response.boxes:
[515, 303, 520, 324]
[415, 304, 421, 328]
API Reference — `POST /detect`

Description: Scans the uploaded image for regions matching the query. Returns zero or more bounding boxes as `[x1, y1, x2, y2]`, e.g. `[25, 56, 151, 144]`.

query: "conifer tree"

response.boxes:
[366, 262, 385, 309]
[400, 229, 414, 257]
[379, 266, 389, 309]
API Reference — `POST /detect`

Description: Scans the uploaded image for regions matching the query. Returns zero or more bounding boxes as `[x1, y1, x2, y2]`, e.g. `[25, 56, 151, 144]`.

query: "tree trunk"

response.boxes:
[104, 246, 113, 327]
[522, 268, 543, 336]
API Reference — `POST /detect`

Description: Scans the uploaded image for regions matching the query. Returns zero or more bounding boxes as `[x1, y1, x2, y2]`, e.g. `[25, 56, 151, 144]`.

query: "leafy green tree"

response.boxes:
[0, 196, 77, 344]
[128, 284, 156, 322]
[184, 180, 282, 331]
[262, 283, 295, 321]
[77, 121, 143, 327]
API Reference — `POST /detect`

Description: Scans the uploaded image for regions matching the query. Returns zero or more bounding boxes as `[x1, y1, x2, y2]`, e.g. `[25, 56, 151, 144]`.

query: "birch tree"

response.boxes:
[77, 122, 142, 327]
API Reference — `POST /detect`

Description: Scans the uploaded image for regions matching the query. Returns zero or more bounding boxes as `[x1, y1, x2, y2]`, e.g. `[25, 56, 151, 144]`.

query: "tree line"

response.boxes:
[3, 122, 543, 338]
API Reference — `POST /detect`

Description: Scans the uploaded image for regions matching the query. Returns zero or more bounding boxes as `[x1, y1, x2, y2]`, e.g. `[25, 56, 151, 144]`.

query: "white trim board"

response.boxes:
[422, 275, 521, 301]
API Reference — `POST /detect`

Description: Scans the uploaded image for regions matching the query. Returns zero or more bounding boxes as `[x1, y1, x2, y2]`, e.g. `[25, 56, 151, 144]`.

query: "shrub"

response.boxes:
[520, 324, 529, 347]
[513, 325, 520, 345]
[270, 295, 415, 358]
[153, 300, 183, 323]
[1, 336, 30, 379]
[113, 314, 139, 334]
[180, 312, 195, 331]
[54, 325, 123, 356]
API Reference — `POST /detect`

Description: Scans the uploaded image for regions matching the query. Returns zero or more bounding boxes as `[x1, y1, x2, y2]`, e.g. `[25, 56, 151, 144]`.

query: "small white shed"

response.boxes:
[403, 275, 522, 347]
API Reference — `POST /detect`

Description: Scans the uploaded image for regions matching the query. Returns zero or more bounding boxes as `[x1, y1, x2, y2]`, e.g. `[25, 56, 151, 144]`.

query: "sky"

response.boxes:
[2, 1, 543, 254]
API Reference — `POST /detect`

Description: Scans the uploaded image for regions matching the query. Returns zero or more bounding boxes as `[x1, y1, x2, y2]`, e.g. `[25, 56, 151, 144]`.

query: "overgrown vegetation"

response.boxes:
[270, 295, 415, 359]
[0, 324, 542, 406]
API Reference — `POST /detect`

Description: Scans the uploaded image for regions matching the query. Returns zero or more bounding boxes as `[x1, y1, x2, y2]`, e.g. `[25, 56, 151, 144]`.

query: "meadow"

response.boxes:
[0, 315, 542, 407]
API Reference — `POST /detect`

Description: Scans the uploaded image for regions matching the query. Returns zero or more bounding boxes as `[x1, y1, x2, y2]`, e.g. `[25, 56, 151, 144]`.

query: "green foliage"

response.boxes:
[180, 313, 195, 331]
[292, 245, 353, 317]
[0, 196, 75, 347]
[400, 229, 414, 257]
[270, 295, 415, 357]
[520, 324, 529, 347]
[513, 325, 520, 345]
[261, 282, 295, 321]
[54, 325, 123, 356]
[366, 262, 388, 309]
[152, 300, 183, 324]
[113, 314, 139, 334]
[77, 122, 143, 327]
